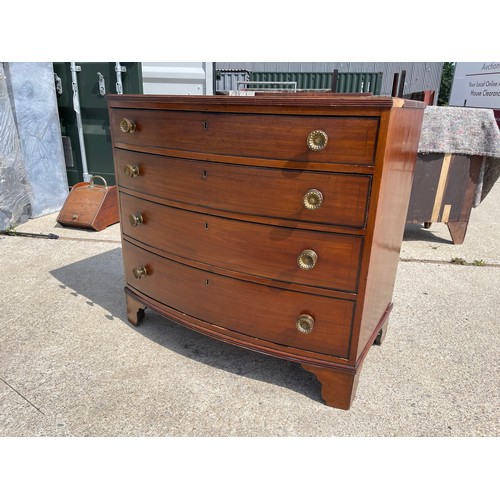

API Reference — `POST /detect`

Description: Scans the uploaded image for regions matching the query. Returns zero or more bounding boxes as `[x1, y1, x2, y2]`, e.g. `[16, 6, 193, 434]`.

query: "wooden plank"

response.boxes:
[431, 153, 452, 222]
[441, 204, 452, 223]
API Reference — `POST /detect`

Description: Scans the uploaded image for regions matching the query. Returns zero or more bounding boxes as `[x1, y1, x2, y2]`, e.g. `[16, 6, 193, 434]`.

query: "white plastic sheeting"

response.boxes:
[0, 64, 33, 231]
[5, 62, 68, 218]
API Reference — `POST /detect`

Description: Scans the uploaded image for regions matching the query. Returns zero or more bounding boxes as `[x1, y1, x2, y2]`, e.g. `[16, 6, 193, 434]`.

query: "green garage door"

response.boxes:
[53, 62, 143, 186]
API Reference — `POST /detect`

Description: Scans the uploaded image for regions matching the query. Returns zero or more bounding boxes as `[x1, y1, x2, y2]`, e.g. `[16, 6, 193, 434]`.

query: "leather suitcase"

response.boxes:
[57, 175, 119, 231]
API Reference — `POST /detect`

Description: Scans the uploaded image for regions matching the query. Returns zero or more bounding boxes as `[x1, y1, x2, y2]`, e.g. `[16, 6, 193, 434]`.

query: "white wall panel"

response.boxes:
[142, 62, 213, 95]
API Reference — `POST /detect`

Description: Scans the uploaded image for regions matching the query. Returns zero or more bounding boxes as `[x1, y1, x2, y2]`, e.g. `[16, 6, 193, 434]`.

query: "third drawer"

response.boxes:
[120, 192, 363, 293]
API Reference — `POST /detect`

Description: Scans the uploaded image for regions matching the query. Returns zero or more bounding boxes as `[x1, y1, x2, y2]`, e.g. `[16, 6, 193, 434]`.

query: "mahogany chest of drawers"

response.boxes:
[107, 94, 425, 410]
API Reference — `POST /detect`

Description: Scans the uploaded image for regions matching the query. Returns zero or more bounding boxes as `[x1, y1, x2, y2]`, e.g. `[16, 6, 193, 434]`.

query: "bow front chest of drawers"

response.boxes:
[107, 94, 425, 410]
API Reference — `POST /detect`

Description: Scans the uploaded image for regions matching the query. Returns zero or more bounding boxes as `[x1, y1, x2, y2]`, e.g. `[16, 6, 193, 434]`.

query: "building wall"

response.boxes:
[142, 62, 214, 95]
[215, 62, 443, 101]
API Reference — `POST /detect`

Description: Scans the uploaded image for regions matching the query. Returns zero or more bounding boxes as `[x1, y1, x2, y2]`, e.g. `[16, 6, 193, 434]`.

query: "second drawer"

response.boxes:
[120, 193, 362, 293]
[114, 150, 371, 228]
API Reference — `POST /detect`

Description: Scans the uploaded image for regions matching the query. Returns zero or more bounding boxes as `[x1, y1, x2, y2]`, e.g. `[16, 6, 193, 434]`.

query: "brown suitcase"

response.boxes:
[57, 175, 119, 231]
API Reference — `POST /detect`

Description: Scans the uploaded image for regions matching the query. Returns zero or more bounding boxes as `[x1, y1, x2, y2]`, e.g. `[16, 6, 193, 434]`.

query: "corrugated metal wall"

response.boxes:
[222, 71, 383, 94]
[215, 62, 443, 101]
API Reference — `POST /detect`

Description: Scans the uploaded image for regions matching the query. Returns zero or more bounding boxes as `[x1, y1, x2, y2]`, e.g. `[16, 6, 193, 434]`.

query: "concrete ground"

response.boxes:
[1, 181, 499, 438]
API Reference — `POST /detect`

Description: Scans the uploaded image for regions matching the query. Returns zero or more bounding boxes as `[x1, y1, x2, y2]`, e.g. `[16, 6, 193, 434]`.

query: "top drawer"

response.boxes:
[110, 109, 378, 166]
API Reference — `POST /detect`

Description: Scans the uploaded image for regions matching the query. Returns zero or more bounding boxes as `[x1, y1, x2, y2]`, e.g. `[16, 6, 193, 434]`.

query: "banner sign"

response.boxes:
[449, 62, 500, 109]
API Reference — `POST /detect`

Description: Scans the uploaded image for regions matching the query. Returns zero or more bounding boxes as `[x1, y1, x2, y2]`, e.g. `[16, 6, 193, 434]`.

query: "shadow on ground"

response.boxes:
[50, 248, 324, 404]
[403, 223, 453, 244]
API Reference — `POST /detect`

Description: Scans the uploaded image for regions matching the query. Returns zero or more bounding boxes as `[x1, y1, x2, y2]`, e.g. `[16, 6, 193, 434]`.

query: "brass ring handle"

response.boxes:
[132, 265, 148, 280]
[296, 314, 315, 334]
[297, 249, 318, 270]
[89, 175, 108, 190]
[124, 164, 140, 178]
[303, 189, 323, 210]
[307, 130, 328, 151]
[119, 117, 136, 134]
[129, 213, 144, 227]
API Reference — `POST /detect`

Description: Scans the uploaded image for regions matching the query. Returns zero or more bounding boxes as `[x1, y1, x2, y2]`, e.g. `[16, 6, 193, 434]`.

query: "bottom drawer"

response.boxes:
[122, 240, 354, 358]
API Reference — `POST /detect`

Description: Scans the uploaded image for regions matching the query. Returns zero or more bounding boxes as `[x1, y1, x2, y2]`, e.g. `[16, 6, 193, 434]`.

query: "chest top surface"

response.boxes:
[107, 94, 424, 113]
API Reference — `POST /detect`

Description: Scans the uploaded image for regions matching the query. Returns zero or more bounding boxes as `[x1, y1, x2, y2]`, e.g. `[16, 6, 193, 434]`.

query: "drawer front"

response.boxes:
[114, 150, 371, 228]
[120, 193, 362, 293]
[123, 240, 353, 358]
[110, 109, 378, 165]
